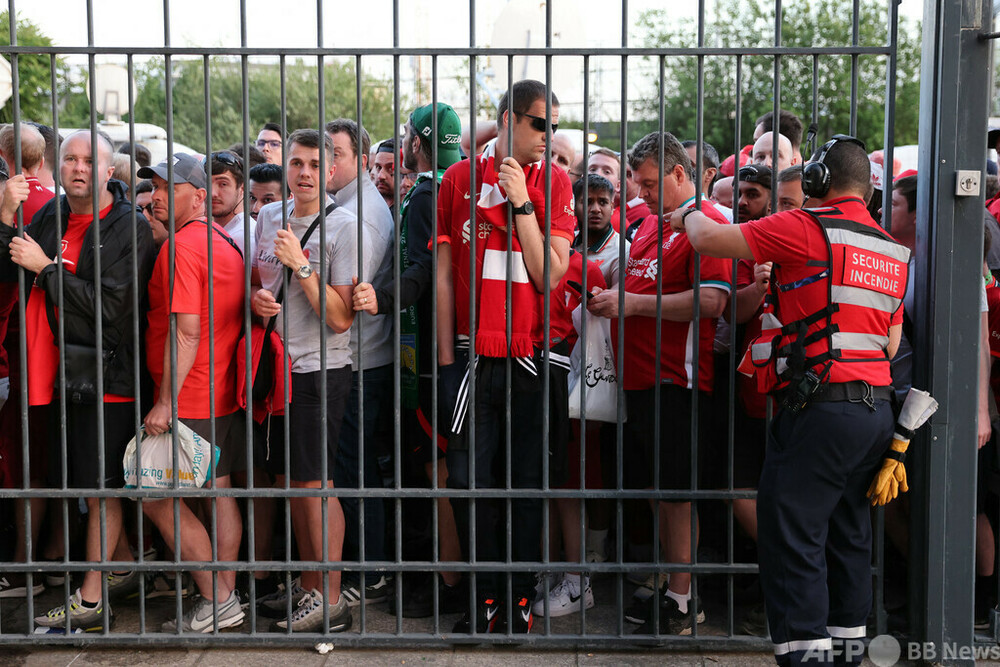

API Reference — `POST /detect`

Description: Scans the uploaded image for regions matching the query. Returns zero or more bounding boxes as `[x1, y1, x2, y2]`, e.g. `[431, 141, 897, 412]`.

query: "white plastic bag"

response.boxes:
[568, 307, 624, 423]
[122, 422, 220, 489]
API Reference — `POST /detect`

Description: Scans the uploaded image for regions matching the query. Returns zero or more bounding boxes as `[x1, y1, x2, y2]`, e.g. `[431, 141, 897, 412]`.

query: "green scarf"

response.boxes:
[398, 168, 446, 409]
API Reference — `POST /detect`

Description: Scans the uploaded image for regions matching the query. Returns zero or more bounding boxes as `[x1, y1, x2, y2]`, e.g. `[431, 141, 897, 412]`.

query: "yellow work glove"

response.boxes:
[867, 437, 909, 506]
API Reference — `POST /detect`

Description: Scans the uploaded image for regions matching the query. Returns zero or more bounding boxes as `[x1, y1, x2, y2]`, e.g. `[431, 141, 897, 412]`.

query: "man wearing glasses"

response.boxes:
[435, 79, 575, 634]
[256, 123, 284, 166]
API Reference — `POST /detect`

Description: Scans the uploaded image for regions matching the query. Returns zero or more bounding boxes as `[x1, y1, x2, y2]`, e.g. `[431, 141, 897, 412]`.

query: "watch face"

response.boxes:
[296, 265, 312, 279]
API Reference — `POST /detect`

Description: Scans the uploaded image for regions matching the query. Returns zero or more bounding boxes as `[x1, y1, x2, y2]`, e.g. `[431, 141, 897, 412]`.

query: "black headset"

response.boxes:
[801, 134, 867, 200]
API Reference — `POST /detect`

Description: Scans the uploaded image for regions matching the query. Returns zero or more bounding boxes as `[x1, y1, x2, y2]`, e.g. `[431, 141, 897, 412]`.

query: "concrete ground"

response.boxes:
[0, 573, 956, 667]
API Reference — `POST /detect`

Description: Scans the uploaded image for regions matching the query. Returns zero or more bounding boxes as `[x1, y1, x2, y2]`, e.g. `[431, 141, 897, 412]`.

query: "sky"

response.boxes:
[13, 0, 926, 132]
[17, 0, 922, 51]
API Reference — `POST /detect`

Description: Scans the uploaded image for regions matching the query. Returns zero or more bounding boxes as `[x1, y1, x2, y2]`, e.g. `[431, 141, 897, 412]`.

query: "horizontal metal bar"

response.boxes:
[0, 45, 893, 57]
[0, 633, 775, 649]
[0, 560, 772, 575]
[0, 488, 759, 500]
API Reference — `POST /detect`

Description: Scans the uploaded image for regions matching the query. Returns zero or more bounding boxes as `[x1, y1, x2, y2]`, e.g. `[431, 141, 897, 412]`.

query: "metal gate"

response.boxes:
[0, 0, 992, 659]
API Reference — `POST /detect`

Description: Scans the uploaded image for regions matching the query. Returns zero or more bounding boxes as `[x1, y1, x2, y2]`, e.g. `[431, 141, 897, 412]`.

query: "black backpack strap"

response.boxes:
[264, 202, 336, 335]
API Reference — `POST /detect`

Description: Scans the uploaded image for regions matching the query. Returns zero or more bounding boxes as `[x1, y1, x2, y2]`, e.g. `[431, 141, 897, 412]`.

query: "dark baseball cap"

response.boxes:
[988, 126, 1000, 149]
[137, 153, 207, 190]
[409, 103, 462, 170]
[738, 164, 773, 188]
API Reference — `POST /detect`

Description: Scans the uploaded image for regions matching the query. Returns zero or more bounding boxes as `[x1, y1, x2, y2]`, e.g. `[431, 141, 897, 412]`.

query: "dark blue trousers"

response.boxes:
[757, 399, 893, 666]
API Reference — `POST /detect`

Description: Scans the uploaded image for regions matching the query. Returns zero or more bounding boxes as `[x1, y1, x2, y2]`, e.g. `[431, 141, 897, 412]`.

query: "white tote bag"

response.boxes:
[123, 422, 220, 489]
[567, 307, 624, 423]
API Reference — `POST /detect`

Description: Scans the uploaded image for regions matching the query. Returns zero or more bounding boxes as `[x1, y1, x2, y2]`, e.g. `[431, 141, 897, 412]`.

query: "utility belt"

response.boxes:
[776, 373, 891, 414]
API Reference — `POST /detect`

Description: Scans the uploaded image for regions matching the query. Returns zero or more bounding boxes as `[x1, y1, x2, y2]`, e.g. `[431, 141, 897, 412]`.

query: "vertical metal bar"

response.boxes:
[279, 51, 294, 629]
[202, 51, 221, 630]
[910, 0, 991, 658]
[279, 51, 294, 628]
[315, 0, 330, 631]
[541, 3, 554, 636]
[850, 0, 861, 136]
[503, 55, 514, 636]
[730, 53, 744, 638]
[429, 53, 441, 635]
[239, 0, 258, 630]
[467, 0, 479, 620]
[162, 0, 185, 630]
[873, 0, 900, 638]
[578, 52, 591, 638]
[690, 0, 707, 637]
[124, 52, 147, 633]
[84, 0, 110, 633]
[650, 52, 665, 637]
[391, 0, 404, 639]
[615, 0, 629, 636]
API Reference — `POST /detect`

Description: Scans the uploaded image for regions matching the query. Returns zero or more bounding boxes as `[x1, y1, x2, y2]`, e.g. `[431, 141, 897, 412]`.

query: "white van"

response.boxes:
[57, 122, 200, 165]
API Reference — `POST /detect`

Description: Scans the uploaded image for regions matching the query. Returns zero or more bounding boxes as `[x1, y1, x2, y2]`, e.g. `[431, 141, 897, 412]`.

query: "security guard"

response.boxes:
[670, 136, 908, 666]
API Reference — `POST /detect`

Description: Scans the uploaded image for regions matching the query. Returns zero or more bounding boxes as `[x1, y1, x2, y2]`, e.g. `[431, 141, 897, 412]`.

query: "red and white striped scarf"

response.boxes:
[473, 142, 548, 358]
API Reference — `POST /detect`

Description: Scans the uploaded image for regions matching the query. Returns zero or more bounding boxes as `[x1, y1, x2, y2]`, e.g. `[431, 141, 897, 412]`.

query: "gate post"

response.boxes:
[910, 0, 994, 662]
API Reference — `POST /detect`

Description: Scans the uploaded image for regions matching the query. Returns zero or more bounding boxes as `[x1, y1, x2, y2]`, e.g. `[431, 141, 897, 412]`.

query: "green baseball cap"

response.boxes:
[409, 103, 462, 170]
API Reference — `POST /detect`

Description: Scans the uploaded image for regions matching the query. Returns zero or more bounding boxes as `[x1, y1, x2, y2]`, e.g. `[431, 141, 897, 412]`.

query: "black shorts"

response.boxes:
[624, 384, 709, 493]
[49, 401, 137, 490]
[268, 367, 352, 483]
[184, 411, 247, 478]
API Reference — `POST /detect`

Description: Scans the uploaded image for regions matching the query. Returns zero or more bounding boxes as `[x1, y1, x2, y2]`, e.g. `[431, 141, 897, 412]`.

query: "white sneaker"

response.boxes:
[161, 590, 244, 633]
[533, 572, 563, 602]
[532, 577, 595, 618]
[270, 589, 352, 633]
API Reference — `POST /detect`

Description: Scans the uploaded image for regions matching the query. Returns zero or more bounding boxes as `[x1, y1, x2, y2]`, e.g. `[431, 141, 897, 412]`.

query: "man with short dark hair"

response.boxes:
[140, 153, 247, 633]
[0, 130, 155, 627]
[754, 109, 805, 158]
[436, 79, 575, 634]
[737, 164, 773, 222]
[248, 162, 284, 220]
[371, 139, 397, 208]
[207, 150, 252, 255]
[117, 142, 151, 169]
[684, 140, 729, 220]
[674, 136, 908, 664]
[776, 166, 805, 212]
[256, 122, 284, 165]
[572, 173, 627, 285]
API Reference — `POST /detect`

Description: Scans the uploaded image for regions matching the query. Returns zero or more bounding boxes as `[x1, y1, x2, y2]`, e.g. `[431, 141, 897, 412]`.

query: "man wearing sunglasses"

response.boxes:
[436, 79, 575, 635]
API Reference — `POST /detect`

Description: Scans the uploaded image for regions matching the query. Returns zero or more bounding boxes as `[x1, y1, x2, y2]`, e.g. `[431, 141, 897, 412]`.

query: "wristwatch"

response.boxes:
[510, 200, 535, 216]
[295, 264, 313, 280]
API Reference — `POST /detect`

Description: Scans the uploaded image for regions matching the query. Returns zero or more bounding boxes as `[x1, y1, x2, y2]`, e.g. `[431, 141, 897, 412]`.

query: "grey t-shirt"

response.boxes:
[332, 176, 394, 370]
[253, 198, 362, 373]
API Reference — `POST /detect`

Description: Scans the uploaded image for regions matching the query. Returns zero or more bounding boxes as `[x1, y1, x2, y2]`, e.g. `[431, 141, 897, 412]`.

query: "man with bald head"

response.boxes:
[752, 131, 796, 172]
[551, 132, 576, 174]
[0, 130, 155, 628]
[0, 123, 53, 223]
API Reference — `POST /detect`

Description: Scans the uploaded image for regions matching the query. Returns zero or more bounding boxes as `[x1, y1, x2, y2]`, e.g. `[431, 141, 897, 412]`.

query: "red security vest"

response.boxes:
[739, 202, 910, 393]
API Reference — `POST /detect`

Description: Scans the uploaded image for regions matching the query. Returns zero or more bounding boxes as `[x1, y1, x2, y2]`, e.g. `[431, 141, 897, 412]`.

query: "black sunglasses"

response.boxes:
[518, 112, 558, 134]
[204, 151, 242, 169]
[137, 203, 153, 215]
